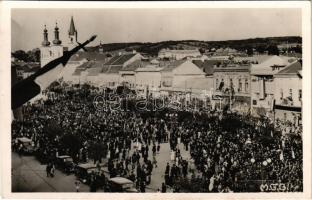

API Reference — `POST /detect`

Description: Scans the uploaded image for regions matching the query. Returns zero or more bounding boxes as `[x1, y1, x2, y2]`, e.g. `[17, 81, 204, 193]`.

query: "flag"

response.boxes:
[280, 150, 284, 161]
[291, 148, 295, 159]
[11, 35, 97, 110]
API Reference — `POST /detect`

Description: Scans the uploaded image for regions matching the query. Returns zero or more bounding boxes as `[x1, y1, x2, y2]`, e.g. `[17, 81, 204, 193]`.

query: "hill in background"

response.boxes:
[88, 36, 302, 56]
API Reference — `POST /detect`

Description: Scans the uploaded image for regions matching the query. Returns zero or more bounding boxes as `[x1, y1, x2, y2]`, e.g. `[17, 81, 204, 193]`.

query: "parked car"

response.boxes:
[108, 177, 138, 192]
[75, 163, 108, 185]
[55, 155, 75, 174]
[16, 137, 36, 154]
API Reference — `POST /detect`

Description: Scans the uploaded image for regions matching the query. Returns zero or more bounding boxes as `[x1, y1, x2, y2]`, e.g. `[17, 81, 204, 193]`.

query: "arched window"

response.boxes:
[245, 79, 249, 92]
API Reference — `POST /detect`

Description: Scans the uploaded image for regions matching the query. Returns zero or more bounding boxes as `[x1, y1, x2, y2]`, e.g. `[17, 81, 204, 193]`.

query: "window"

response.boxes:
[280, 89, 283, 100]
[284, 113, 287, 122]
[238, 79, 242, 92]
[289, 89, 293, 98]
[299, 89, 302, 101]
[245, 79, 249, 92]
[253, 100, 257, 105]
[216, 79, 219, 90]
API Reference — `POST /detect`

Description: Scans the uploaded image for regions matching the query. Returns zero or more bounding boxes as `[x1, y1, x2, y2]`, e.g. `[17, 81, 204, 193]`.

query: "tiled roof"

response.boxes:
[161, 60, 186, 72]
[69, 52, 108, 61]
[104, 54, 136, 66]
[251, 56, 290, 75]
[192, 60, 218, 75]
[276, 60, 302, 75]
[120, 60, 150, 71]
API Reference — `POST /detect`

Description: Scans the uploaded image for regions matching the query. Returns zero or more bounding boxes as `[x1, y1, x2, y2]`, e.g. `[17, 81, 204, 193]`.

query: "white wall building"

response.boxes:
[158, 49, 201, 60]
[250, 56, 290, 117]
[273, 60, 302, 124]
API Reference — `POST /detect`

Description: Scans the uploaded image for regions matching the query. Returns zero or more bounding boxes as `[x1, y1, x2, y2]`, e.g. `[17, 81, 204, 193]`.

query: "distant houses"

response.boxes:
[158, 48, 201, 60]
[11, 16, 302, 126]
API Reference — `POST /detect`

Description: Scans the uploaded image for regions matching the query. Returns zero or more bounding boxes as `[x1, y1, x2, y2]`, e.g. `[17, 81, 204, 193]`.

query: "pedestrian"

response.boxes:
[157, 143, 160, 154]
[75, 180, 80, 192]
[152, 144, 156, 156]
[46, 163, 51, 177]
[161, 182, 167, 193]
[152, 155, 157, 168]
[50, 163, 55, 177]
[140, 181, 146, 193]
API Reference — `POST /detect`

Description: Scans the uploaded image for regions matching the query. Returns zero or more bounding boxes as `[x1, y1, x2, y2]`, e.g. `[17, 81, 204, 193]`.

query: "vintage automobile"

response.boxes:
[55, 155, 75, 174]
[108, 177, 138, 192]
[75, 163, 108, 185]
[16, 137, 36, 154]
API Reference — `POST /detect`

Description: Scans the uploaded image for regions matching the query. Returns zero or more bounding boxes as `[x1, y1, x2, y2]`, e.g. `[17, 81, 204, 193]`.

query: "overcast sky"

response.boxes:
[11, 8, 302, 51]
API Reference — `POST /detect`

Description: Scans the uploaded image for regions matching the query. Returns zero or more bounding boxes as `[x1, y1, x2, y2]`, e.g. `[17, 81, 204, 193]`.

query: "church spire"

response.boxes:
[68, 16, 78, 44]
[42, 25, 50, 47]
[68, 16, 77, 36]
[52, 22, 62, 45]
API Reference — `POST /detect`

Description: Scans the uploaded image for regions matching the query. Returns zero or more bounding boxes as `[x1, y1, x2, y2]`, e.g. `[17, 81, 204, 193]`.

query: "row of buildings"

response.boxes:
[61, 51, 303, 125]
[15, 17, 302, 125]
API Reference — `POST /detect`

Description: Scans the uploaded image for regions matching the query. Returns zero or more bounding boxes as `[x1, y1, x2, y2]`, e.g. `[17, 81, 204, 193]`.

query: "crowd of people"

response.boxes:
[12, 83, 303, 192]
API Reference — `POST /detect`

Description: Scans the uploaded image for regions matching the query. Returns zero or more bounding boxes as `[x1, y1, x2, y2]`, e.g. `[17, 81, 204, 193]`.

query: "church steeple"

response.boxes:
[42, 25, 50, 47]
[52, 22, 62, 45]
[68, 16, 77, 43]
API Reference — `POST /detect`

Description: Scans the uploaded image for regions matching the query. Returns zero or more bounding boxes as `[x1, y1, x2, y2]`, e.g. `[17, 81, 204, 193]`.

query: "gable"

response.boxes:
[173, 61, 205, 75]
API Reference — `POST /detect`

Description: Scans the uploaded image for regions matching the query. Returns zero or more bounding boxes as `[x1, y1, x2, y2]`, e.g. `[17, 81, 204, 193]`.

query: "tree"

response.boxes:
[246, 46, 253, 56]
[199, 48, 206, 54]
[267, 45, 279, 55]
[256, 45, 266, 54]
[12, 50, 28, 62]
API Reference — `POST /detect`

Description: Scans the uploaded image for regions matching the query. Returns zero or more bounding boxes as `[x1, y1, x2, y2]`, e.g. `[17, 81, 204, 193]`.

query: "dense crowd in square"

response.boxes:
[12, 84, 303, 192]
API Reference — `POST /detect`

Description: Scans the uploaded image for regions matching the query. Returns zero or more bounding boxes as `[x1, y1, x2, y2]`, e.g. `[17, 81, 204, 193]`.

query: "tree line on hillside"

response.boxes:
[91, 36, 302, 56]
[12, 36, 301, 62]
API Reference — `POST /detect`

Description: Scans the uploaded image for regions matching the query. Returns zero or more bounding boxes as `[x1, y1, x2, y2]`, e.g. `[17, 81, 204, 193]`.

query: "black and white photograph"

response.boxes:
[1, 1, 311, 198]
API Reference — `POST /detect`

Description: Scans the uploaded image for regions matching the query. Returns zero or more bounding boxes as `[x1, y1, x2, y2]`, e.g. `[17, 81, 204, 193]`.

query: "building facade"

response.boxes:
[250, 56, 290, 117]
[213, 64, 251, 112]
[273, 60, 302, 124]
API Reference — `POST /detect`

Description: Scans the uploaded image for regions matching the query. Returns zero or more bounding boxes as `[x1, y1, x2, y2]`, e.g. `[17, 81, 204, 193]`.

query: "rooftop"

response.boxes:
[160, 60, 186, 72]
[104, 54, 137, 66]
[69, 52, 108, 62]
[250, 55, 290, 75]
[276, 60, 302, 75]
[192, 60, 218, 75]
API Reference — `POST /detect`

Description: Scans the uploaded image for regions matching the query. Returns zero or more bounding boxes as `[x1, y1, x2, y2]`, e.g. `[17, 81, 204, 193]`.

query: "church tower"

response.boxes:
[68, 16, 78, 50]
[40, 23, 64, 67]
[40, 25, 52, 67]
[50, 22, 64, 61]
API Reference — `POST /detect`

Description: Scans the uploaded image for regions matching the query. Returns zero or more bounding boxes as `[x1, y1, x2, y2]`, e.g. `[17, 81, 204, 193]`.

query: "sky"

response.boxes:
[11, 8, 302, 51]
